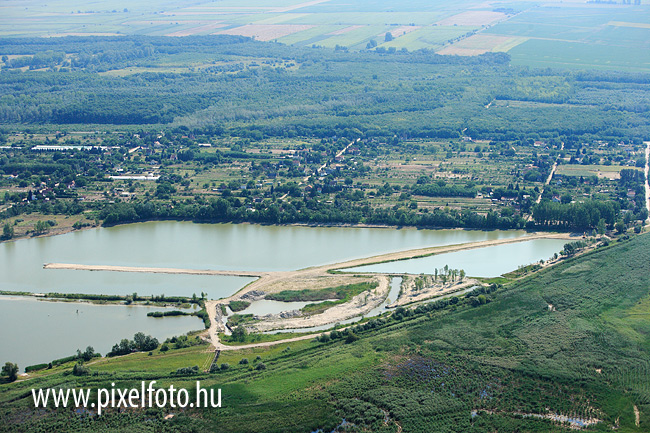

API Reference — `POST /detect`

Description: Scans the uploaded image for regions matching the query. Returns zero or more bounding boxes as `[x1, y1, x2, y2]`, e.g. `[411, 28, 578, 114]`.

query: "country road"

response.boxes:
[645, 141, 650, 223]
[535, 143, 563, 205]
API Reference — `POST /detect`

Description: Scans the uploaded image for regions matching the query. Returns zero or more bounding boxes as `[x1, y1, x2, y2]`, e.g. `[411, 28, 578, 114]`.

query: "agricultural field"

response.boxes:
[485, 4, 650, 71]
[1, 0, 648, 69]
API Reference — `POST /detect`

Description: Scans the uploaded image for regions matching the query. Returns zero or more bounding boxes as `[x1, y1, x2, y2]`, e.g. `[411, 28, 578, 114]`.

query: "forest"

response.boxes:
[0, 36, 647, 142]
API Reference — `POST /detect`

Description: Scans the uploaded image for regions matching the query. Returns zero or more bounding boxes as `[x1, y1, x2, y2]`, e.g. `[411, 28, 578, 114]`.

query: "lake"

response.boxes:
[344, 238, 568, 277]
[0, 297, 201, 371]
[0, 221, 564, 369]
[0, 221, 529, 298]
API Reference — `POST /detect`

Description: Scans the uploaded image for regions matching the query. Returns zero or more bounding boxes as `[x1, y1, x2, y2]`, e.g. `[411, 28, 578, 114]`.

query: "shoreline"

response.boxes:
[42, 232, 573, 278]
[22, 222, 575, 351]
[43, 263, 264, 278]
[0, 293, 203, 310]
[1, 216, 572, 245]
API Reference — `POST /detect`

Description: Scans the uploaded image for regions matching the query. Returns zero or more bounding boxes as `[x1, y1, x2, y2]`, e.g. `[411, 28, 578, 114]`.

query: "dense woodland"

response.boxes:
[0, 36, 648, 141]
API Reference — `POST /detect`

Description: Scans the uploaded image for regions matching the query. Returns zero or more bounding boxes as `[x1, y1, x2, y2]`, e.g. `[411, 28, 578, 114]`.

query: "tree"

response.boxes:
[133, 332, 158, 351]
[615, 220, 626, 234]
[231, 326, 248, 342]
[2, 362, 18, 382]
[597, 218, 606, 236]
[2, 223, 13, 240]
[385, 32, 394, 42]
[459, 269, 466, 281]
[33, 220, 49, 234]
[77, 346, 95, 362]
[134, 332, 146, 350]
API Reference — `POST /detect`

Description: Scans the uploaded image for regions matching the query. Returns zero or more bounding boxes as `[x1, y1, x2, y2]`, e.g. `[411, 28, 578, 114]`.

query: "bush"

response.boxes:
[239, 358, 249, 365]
[174, 366, 199, 376]
[228, 300, 251, 312]
[25, 363, 48, 373]
[72, 362, 90, 376]
[255, 362, 266, 371]
[345, 332, 359, 344]
[231, 326, 248, 342]
[220, 363, 230, 370]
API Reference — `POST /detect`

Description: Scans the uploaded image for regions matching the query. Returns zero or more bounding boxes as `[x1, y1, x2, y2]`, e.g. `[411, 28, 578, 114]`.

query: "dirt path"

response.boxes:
[534, 142, 563, 206]
[645, 141, 650, 223]
[215, 331, 320, 351]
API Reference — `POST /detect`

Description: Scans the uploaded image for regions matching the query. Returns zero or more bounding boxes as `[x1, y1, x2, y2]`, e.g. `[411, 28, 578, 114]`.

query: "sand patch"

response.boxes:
[251, 275, 390, 332]
[391, 275, 480, 307]
[608, 21, 650, 29]
[436, 11, 506, 26]
[166, 22, 226, 36]
[328, 25, 364, 35]
[438, 34, 525, 56]
[215, 24, 314, 41]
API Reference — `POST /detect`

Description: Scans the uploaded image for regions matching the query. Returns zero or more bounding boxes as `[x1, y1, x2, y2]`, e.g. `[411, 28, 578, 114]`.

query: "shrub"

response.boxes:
[72, 362, 90, 376]
[174, 366, 199, 376]
[345, 332, 359, 344]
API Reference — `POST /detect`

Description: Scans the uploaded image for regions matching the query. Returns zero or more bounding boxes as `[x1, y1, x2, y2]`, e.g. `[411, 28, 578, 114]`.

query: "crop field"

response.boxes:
[379, 25, 476, 51]
[437, 34, 528, 56]
[1, 0, 647, 70]
[555, 164, 641, 180]
[216, 24, 315, 41]
[486, 4, 650, 71]
[435, 11, 506, 26]
[0, 0, 514, 51]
